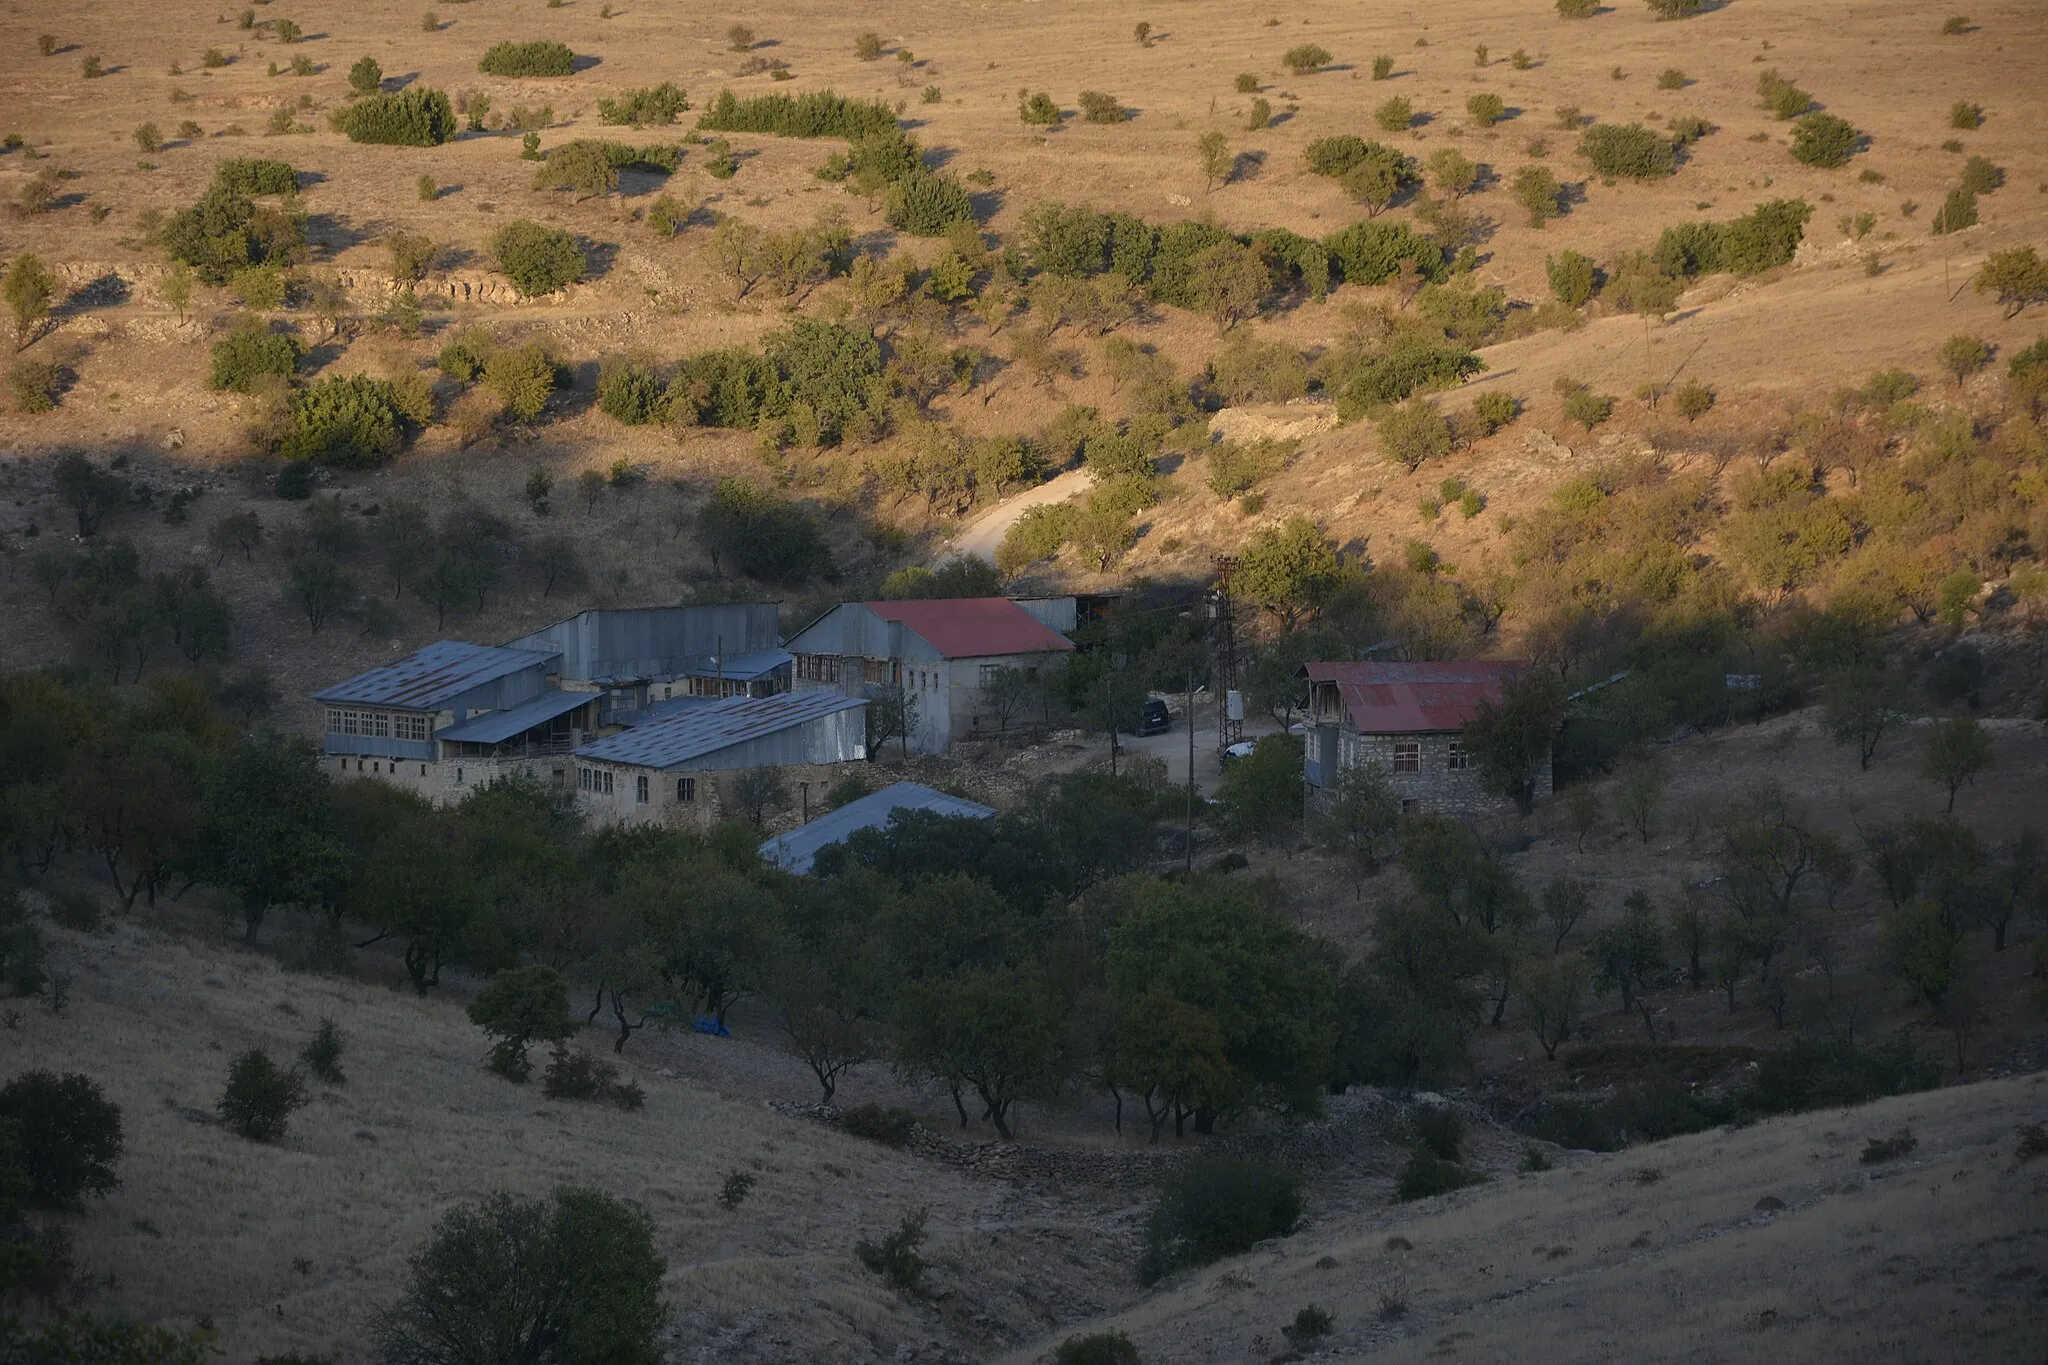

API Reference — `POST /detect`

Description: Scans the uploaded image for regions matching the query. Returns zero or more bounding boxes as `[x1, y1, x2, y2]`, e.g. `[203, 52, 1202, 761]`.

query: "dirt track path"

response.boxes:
[950, 468, 1094, 563]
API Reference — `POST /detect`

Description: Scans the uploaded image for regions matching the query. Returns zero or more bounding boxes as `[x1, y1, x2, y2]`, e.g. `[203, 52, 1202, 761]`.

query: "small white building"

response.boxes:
[567, 690, 868, 827]
[781, 598, 1074, 754]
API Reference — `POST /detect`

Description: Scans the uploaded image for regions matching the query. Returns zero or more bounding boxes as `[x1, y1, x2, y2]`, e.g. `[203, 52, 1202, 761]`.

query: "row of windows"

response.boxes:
[325, 708, 432, 741]
[795, 654, 841, 684]
[578, 767, 698, 805]
[577, 767, 615, 796]
[1389, 740, 1466, 774]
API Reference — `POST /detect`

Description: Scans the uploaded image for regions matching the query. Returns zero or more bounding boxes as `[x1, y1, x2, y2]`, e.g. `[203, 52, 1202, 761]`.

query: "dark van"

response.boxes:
[1134, 698, 1171, 736]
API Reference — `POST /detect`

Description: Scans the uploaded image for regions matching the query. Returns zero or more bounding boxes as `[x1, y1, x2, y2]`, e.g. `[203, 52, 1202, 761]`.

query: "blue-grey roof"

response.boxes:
[433, 689, 597, 745]
[758, 782, 996, 875]
[313, 641, 559, 709]
[573, 691, 866, 769]
[613, 696, 721, 728]
[690, 647, 793, 682]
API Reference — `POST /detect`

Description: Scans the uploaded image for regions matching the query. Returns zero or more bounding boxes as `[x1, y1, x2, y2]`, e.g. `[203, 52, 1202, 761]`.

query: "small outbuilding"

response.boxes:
[757, 781, 996, 875]
[1300, 659, 1545, 815]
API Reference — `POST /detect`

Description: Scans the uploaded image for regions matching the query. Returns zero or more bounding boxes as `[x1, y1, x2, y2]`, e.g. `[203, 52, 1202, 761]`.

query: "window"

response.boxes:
[636, 774, 649, 804]
[455, 767, 465, 784]
[326, 708, 392, 738]
[796, 654, 841, 684]
[677, 776, 696, 803]
[1400, 798, 1419, 815]
[1393, 741, 1422, 774]
[1446, 741, 1467, 771]
[979, 664, 1001, 689]
[394, 712, 431, 742]
[419, 765, 428, 777]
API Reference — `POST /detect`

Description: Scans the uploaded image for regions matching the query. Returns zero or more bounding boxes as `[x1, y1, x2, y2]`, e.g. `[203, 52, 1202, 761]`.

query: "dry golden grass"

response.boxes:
[10, 915, 1135, 1360]
[1001, 1069, 2048, 1364]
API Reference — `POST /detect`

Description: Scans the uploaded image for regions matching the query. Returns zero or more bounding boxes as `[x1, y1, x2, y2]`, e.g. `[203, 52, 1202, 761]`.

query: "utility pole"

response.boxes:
[1211, 556, 1241, 761]
[1185, 667, 1196, 874]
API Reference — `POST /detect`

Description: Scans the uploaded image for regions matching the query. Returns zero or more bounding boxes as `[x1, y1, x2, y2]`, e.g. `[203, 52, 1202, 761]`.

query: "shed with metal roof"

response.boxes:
[758, 781, 996, 875]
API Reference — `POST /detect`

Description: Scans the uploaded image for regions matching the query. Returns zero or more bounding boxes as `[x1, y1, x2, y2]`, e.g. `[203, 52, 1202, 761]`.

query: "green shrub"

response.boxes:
[159, 183, 308, 284]
[1377, 397, 1452, 469]
[884, 168, 973, 236]
[1513, 165, 1564, 226]
[1790, 113, 1859, 168]
[1235, 73, 1259, 93]
[1958, 154, 2003, 194]
[299, 1018, 346, 1085]
[1931, 186, 1977, 235]
[840, 1103, 920, 1146]
[855, 1208, 928, 1293]
[342, 87, 455, 146]
[1283, 1305, 1334, 1346]
[1466, 92, 1505, 127]
[1666, 113, 1712, 146]
[1079, 90, 1126, 124]
[596, 83, 688, 127]
[348, 55, 383, 96]
[1019, 91, 1060, 126]
[1941, 14, 1968, 33]
[486, 342, 561, 421]
[437, 327, 493, 380]
[491, 219, 584, 296]
[1646, 0, 1702, 17]
[210, 321, 301, 391]
[134, 122, 162, 153]
[696, 88, 898, 139]
[1557, 0, 1597, 12]
[1374, 96, 1414, 132]
[1206, 438, 1294, 500]
[1547, 250, 1598, 306]
[1745, 1038, 1935, 1115]
[1579, 122, 1677, 179]
[596, 353, 664, 424]
[1397, 1147, 1484, 1200]
[1949, 101, 1982, 130]
[1304, 135, 1415, 185]
[1372, 54, 1394, 79]
[541, 1046, 643, 1110]
[1473, 391, 1519, 431]
[1054, 1332, 1141, 1365]
[1282, 44, 1332, 74]
[1757, 70, 1812, 120]
[478, 40, 576, 77]
[0, 1069, 124, 1206]
[1139, 1156, 1301, 1285]
[1652, 198, 1813, 277]
[1657, 67, 1687, 90]
[284, 375, 407, 465]
[1411, 1106, 1465, 1160]
[7, 358, 60, 412]
[1674, 378, 1714, 419]
[218, 1047, 307, 1142]
[1562, 388, 1614, 430]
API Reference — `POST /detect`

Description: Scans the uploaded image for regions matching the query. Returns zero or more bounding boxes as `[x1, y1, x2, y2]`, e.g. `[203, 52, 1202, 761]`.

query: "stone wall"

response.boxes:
[1326, 729, 1551, 815]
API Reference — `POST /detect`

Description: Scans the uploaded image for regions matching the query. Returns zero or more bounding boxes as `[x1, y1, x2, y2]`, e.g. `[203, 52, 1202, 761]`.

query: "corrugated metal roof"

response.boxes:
[864, 598, 1075, 660]
[691, 647, 792, 681]
[758, 781, 996, 875]
[1303, 660, 1529, 734]
[573, 690, 867, 769]
[433, 689, 596, 744]
[313, 641, 559, 709]
[613, 696, 721, 728]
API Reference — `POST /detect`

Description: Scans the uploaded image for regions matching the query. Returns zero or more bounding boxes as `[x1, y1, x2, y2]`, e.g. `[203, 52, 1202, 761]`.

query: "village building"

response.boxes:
[504, 604, 789, 717]
[757, 781, 996, 875]
[1300, 659, 1546, 815]
[567, 690, 868, 827]
[314, 604, 788, 803]
[782, 598, 1075, 754]
[315, 640, 594, 800]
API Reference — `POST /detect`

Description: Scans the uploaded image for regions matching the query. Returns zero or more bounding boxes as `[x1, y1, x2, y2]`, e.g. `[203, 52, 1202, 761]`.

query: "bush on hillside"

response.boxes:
[1547, 249, 1599, 306]
[1282, 44, 1332, 74]
[1396, 1147, 1484, 1200]
[1579, 122, 1677, 179]
[159, 185, 307, 285]
[213, 157, 299, 195]
[1139, 1156, 1301, 1285]
[696, 88, 897, 139]
[486, 342, 561, 421]
[210, 321, 301, 392]
[1466, 92, 1506, 127]
[281, 376, 408, 466]
[491, 220, 585, 296]
[596, 353, 665, 424]
[1378, 397, 1453, 469]
[1652, 198, 1813, 277]
[596, 82, 689, 126]
[0, 1069, 124, 1207]
[1322, 218, 1445, 286]
[696, 478, 831, 583]
[478, 40, 576, 77]
[218, 1047, 308, 1142]
[342, 87, 456, 146]
[1790, 113, 1859, 168]
[884, 168, 973, 236]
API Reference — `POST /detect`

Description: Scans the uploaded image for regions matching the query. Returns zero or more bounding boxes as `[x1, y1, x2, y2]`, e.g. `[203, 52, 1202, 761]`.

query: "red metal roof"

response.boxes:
[1304, 660, 1530, 734]
[864, 598, 1076, 660]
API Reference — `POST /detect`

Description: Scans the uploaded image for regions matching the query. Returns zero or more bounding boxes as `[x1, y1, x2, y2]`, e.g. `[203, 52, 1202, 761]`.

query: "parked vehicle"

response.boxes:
[1133, 697, 1171, 736]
